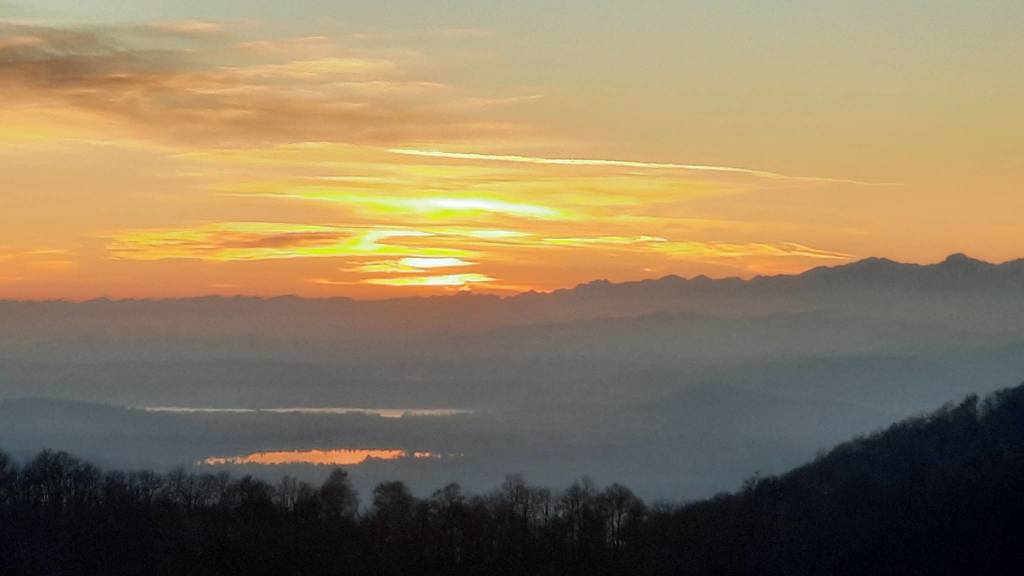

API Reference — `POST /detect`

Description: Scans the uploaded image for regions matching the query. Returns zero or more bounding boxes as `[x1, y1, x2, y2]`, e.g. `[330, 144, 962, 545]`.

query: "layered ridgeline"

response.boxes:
[2, 382, 1024, 575]
[2, 253, 1023, 408]
[2, 254, 1024, 499]
[3, 254, 1024, 350]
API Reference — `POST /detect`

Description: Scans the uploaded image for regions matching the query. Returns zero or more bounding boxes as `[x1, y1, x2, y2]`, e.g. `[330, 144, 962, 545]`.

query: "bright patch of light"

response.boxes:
[399, 257, 473, 269]
[363, 273, 493, 287]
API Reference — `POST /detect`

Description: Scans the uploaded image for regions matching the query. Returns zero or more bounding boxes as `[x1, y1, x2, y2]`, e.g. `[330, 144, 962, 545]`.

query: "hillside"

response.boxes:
[654, 381, 1024, 575]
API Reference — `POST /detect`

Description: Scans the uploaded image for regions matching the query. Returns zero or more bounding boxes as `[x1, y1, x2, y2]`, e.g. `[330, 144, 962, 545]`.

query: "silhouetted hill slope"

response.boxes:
[651, 381, 1024, 575]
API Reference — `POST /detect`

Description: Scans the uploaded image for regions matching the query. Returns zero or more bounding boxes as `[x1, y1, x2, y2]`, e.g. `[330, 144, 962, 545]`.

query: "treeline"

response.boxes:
[0, 454, 648, 576]
[3, 382, 1024, 575]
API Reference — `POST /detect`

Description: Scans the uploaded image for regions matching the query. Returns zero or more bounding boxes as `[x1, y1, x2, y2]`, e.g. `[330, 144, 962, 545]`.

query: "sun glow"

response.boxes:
[6, 7, 1011, 301]
[400, 257, 473, 269]
[262, 189, 565, 220]
[363, 273, 494, 287]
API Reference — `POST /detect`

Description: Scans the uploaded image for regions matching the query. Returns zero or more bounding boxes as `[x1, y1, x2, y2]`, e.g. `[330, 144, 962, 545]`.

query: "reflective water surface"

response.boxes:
[202, 448, 443, 466]
[142, 406, 471, 418]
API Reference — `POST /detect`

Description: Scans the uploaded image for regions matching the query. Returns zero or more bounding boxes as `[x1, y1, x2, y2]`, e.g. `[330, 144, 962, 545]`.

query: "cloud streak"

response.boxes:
[389, 148, 894, 186]
[363, 273, 494, 287]
[0, 21, 525, 147]
[104, 223, 473, 262]
[248, 188, 567, 220]
[147, 20, 225, 36]
[348, 257, 474, 273]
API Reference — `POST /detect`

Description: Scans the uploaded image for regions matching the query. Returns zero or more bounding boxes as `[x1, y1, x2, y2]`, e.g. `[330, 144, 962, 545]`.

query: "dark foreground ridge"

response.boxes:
[3, 381, 1024, 575]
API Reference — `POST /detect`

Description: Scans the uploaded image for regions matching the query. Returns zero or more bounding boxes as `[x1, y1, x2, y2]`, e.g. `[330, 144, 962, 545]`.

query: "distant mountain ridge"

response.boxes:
[2, 254, 1023, 356]
[563, 253, 1024, 297]
[1, 254, 1022, 306]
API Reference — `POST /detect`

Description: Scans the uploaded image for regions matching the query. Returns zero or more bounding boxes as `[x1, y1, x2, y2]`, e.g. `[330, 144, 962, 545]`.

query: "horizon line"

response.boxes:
[1, 252, 1017, 304]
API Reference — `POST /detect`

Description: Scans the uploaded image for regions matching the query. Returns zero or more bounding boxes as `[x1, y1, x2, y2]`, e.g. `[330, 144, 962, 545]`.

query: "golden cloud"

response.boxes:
[0, 247, 77, 284]
[104, 222, 479, 262]
[1, 18, 869, 296]
[147, 20, 225, 36]
[0, 21, 526, 146]
[362, 273, 494, 287]
[349, 257, 474, 273]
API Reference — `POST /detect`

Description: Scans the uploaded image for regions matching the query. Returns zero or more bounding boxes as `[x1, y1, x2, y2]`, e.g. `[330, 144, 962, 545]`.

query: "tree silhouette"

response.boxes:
[319, 468, 359, 520]
[4, 382, 1024, 574]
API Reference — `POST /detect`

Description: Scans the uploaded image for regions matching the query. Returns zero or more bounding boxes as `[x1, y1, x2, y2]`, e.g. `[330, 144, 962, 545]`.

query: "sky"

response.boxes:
[1, 1, 1021, 299]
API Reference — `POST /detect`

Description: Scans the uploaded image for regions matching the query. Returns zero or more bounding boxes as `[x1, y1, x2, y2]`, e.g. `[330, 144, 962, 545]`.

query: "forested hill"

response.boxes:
[650, 381, 1024, 575]
[3, 381, 1024, 575]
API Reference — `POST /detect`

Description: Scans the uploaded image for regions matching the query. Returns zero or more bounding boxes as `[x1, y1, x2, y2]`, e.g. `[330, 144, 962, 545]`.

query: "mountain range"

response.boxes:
[1, 254, 1023, 499]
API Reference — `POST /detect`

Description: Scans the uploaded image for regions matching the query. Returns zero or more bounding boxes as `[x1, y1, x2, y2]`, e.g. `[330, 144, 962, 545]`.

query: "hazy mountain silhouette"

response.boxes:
[2, 254, 1023, 499]
[540, 252, 1024, 297]
[3, 254, 1023, 339]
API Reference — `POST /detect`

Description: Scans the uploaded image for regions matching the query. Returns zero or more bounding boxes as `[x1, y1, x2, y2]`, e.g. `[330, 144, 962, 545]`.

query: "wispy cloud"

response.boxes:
[104, 222, 472, 262]
[1, 17, 871, 297]
[0, 21, 525, 146]
[535, 236, 851, 261]
[652, 241, 852, 260]
[389, 149, 895, 186]
[363, 273, 494, 287]
[542, 236, 668, 247]
[349, 257, 474, 273]
[0, 247, 76, 284]
[147, 20, 225, 36]
[247, 188, 567, 220]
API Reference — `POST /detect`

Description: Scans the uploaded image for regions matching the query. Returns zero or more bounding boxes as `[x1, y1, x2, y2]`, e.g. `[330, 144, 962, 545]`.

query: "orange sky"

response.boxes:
[1, 4, 1022, 299]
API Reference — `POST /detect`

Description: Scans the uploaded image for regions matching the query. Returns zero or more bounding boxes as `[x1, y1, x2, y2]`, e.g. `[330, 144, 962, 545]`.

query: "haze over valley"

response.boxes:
[4, 253, 1023, 499]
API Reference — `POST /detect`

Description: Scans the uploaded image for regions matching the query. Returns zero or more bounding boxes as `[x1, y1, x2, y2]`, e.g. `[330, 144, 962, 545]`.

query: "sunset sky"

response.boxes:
[1, 1, 1021, 299]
